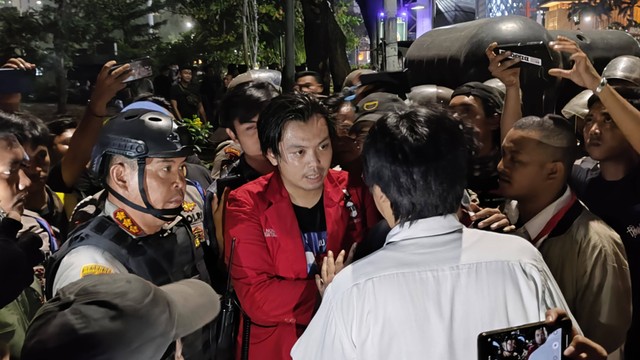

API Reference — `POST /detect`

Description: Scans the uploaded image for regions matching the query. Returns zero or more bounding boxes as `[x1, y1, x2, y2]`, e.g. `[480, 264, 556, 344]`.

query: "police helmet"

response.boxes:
[92, 109, 192, 176]
[602, 55, 640, 86]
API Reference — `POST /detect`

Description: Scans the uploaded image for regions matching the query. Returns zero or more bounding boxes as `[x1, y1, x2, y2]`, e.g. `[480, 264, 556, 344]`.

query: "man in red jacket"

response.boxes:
[224, 93, 379, 360]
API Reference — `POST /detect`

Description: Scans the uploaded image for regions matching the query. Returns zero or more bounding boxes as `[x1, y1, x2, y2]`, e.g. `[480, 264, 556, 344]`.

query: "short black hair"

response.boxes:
[362, 107, 469, 224]
[47, 118, 76, 137]
[512, 115, 577, 180]
[0, 110, 49, 147]
[295, 71, 322, 85]
[218, 81, 279, 131]
[258, 92, 334, 158]
[47, 118, 77, 146]
[588, 85, 640, 111]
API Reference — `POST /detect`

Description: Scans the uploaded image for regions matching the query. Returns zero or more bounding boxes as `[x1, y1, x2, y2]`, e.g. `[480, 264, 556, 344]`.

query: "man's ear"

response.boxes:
[109, 163, 130, 192]
[545, 161, 563, 182]
[225, 128, 238, 143]
[488, 113, 501, 131]
[265, 149, 278, 167]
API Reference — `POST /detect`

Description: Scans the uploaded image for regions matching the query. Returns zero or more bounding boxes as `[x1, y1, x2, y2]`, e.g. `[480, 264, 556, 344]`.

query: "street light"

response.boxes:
[185, 21, 193, 29]
[584, 15, 592, 22]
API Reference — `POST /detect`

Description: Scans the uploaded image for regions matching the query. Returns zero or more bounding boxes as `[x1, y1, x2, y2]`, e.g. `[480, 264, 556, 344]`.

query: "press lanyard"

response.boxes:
[531, 192, 577, 246]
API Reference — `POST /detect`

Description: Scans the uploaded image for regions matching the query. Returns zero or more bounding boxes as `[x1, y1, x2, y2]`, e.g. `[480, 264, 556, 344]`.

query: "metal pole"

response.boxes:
[384, 0, 400, 71]
[283, 0, 295, 93]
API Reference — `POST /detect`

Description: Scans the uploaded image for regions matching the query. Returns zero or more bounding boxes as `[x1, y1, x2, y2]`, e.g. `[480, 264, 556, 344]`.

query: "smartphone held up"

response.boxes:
[0, 68, 35, 94]
[110, 57, 153, 83]
[478, 317, 572, 360]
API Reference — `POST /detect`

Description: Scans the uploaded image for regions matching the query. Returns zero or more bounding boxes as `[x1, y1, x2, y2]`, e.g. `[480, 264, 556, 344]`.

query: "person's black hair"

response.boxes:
[47, 118, 77, 146]
[362, 106, 468, 224]
[322, 87, 353, 115]
[295, 70, 322, 85]
[179, 64, 193, 72]
[47, 118, 76, 137]
[258, 92, 334, 158]
[0, 110, 49, 148]
[588, 85, 640, 111]
[218, 81, 280, 131]
[512, 114, 577, 180]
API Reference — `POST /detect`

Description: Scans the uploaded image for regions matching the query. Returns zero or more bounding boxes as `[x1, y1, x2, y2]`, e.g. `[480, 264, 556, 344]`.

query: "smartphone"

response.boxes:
[494, 41, 553, 68]
[0, 68, 34, 94]
[215, 175, 246, 199]
[477, 317, 572, 360]
[110, 57, 153, 83]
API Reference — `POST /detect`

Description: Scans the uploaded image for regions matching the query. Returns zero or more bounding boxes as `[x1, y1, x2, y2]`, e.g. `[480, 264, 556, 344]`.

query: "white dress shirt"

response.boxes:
[291, 214, 573, 360]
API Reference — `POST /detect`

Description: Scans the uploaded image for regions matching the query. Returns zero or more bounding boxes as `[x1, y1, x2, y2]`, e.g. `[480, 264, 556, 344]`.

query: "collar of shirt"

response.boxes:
[519, 187, 572, 247]
[385, 214, 462, 246]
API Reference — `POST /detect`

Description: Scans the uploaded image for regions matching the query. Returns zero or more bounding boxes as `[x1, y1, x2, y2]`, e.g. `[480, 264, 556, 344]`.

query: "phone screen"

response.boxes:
[118, 57, 153, 83]
[478, 320, 569, 360]
[0, 69, 34, 94]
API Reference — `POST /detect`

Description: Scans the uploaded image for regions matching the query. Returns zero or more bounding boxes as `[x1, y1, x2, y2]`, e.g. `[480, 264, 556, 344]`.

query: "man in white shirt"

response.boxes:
[499, 115, 631, 353]
[291, 107, 573, 360]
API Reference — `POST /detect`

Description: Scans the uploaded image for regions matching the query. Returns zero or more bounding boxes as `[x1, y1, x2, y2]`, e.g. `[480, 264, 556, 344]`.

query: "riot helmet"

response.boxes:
[602, 55, 640, 86]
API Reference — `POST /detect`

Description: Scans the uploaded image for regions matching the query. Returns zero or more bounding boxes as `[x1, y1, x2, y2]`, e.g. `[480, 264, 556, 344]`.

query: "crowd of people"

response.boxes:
[0, 34, 637, 360]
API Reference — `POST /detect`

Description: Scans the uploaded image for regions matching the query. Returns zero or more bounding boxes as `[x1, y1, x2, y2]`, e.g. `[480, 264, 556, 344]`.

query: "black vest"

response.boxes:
[46, 215, 215, 360]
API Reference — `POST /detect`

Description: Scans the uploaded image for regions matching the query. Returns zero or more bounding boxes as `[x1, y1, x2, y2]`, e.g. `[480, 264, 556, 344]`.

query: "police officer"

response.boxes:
[46, 109, 215, 360]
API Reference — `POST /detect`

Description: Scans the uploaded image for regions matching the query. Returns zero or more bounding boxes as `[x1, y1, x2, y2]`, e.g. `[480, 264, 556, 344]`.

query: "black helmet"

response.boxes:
[92, 109, 193, 221]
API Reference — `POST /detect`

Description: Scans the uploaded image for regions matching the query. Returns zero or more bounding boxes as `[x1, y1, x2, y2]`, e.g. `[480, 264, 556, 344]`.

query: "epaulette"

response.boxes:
[112, 208, 145, 237]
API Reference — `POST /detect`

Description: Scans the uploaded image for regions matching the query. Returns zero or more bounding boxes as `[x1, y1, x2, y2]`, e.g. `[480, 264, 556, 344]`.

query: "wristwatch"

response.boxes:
[594, 77, 608, 95]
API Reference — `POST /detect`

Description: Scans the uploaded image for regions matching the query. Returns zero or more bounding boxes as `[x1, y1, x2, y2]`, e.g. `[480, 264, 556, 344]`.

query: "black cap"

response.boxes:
[451, 82, 505, 114]
[353, 92, 409, 127]
[22, 274, 220, 360]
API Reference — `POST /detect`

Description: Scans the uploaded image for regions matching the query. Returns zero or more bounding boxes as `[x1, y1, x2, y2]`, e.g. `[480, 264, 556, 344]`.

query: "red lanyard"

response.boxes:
[531, 192, 577, 245]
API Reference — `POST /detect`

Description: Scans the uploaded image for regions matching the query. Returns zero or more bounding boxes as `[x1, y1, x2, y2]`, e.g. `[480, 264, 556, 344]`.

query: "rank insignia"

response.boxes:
[113, 209, 144, 236]
[192, 226, 205, 248]
[182, 201, 196, 213]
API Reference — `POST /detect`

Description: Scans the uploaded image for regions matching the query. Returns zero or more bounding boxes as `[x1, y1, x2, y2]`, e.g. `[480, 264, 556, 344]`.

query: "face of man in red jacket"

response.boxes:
[266, 114, 333, 199]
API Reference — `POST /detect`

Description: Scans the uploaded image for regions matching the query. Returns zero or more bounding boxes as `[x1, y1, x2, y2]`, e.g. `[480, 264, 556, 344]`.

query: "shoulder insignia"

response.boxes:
[113, 209, 145, 236]
[81, 264, 113, 277]
[363, 100, 379, 111]
[192, 226, 205, 248]
[224, 146, 241, 158]
[182, 201, 196, 213]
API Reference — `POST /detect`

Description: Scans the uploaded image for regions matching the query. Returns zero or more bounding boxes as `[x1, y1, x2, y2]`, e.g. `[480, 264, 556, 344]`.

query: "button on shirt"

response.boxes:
[291, 215, 573, 360]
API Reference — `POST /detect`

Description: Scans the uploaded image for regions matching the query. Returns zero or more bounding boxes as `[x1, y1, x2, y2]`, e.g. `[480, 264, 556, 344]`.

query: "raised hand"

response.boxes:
[548, 36, 601, 91]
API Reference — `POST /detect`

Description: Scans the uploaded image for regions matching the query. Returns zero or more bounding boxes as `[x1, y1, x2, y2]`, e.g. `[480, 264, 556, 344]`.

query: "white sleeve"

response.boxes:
[51, 245, 128, 296]
[291, 289, 356, 360]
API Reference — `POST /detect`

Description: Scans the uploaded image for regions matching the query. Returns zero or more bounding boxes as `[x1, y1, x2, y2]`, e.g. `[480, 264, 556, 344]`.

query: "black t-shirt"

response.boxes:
[571, 162, 640, 339]
[170, 83, 201, 119]
[293, 197, 327, 276]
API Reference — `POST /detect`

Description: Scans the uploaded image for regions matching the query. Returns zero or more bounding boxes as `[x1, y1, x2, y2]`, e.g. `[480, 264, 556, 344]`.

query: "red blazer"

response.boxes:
[224, 169, 379, 360]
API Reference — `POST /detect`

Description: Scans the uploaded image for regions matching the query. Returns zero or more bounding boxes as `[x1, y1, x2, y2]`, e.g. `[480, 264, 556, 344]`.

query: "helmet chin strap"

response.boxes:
[105, 158, 182, 222]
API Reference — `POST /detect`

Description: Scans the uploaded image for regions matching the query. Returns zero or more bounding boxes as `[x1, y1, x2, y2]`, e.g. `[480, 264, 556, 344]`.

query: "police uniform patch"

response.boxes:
[81, 264, 113, 277]
[192, 226, 205, 248]
[182, 201, 196, 213]
[113, 209, 144, 236]
[363, 100, 379, 111]
[224, 146, 241, 158]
